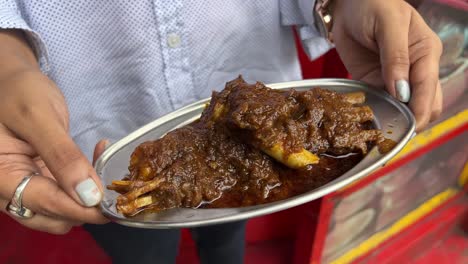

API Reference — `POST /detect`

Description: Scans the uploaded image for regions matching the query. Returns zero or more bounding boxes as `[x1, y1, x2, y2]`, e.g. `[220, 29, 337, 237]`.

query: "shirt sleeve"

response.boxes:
[0, 0, 49, 73]
[280, 0, 334, 60]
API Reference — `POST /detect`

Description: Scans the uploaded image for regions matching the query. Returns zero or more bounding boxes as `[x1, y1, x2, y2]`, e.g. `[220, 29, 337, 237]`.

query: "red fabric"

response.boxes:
[294, 27, 348, 80]
[0, 215, 111, 264]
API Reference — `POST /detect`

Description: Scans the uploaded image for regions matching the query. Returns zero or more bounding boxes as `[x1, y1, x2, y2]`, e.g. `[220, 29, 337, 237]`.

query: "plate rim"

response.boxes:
[95, 78, 416, 229]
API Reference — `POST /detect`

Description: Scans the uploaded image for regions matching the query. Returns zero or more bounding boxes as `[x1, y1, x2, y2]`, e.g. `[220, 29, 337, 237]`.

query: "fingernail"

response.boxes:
[75, 178, 102, 206]
[395, 80, 411, 103]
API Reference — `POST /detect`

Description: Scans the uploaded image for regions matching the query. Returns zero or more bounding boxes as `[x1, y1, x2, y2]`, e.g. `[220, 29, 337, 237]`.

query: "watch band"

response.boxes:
[314, 0, 334, 43]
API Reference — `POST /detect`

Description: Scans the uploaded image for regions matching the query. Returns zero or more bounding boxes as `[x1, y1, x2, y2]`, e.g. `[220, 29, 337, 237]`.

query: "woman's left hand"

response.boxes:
[332, 0, 443, 131]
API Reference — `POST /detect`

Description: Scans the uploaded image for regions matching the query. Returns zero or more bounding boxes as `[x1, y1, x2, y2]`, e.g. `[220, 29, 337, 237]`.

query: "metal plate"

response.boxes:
[95, 79, 415, 229]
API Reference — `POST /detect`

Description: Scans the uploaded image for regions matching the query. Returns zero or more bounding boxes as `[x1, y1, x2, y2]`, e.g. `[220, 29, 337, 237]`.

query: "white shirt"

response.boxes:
[0, 0, 331, 159]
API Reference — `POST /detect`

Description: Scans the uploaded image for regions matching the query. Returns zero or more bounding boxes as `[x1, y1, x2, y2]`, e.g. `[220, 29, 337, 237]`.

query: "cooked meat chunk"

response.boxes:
[109, 76, 395, 216]
[204, 76, 389, 156]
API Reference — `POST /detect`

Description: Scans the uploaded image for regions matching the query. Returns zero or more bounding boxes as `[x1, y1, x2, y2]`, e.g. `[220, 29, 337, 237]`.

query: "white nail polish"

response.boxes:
[395, 80, 411, 103]
[75, 178, 102, 206]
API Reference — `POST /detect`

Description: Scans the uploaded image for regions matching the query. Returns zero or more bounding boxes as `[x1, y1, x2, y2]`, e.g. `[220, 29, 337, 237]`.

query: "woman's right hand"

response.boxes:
[0, 69, 108, 234]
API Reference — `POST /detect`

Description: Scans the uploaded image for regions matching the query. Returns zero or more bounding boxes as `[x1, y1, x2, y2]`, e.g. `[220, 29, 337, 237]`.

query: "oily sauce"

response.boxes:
[202, 152, 363, 208]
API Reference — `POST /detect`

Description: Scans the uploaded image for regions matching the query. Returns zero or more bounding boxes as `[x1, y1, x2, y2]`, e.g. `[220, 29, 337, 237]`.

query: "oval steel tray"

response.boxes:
[95, 79, 416, 229]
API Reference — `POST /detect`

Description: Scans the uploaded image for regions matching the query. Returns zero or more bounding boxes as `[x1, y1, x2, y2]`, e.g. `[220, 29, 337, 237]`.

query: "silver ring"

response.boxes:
[7, 172, 38, 219]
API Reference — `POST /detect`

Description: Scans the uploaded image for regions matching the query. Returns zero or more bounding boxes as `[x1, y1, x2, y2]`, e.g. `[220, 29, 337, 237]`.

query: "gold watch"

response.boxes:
[313, 0, 335, 43]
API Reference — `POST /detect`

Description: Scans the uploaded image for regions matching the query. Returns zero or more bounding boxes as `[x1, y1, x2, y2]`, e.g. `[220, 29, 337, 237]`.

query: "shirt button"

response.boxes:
[167, 33, 181, 48]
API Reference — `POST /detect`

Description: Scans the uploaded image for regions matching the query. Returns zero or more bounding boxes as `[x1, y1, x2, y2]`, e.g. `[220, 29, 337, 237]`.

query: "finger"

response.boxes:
[23, 176, 109, 224]
[33, 157, 55, 180]
[5, 109, 103, 207]
[331, 18, 385, 88]
[34, 131, 103, 207]
[430, 81, 443, 122]
[408, 13, 443, 131]
[0, 199, 73, 235]
[93, 139, 110, 166]
[375, 4, 411, 102]
[0, 162, 108, 224]
[409, 57, 438, 131]
[0, 124, 36, 156]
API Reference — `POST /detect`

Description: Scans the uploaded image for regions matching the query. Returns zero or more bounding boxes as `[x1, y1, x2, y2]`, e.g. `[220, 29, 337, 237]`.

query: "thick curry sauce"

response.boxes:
[108, 76, 395, 216]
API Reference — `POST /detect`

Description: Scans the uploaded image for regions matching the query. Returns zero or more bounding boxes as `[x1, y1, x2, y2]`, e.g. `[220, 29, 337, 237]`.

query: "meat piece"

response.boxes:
[114, 123, 281, 215]
[205, 76, 387, 156]
[108, 76, 395, 216]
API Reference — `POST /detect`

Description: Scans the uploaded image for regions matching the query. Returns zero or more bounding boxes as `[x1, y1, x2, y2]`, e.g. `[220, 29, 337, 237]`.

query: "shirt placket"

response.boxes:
[153, 0, 196, 110]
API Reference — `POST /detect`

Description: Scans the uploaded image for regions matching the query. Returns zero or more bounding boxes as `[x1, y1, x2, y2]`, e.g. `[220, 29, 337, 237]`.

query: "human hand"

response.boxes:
[0, 71, 108, 234]
[332, 0, 443, 131]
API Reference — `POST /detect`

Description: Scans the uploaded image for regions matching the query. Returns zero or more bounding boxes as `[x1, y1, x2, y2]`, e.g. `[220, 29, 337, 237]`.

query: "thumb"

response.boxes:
[376, 8, 411, 103]
[41, 129, 103, 207]
[37, 126, 103, 207]
[15, 118, 103, 207]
